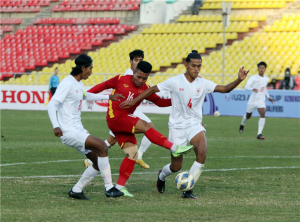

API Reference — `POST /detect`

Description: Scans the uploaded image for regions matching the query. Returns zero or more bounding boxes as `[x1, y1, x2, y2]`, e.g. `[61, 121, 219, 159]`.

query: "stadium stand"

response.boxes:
[33, 17, 120, 24]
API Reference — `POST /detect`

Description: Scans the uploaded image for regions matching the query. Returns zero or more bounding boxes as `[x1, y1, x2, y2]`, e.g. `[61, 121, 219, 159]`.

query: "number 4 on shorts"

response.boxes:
[187, 99, 192, 108]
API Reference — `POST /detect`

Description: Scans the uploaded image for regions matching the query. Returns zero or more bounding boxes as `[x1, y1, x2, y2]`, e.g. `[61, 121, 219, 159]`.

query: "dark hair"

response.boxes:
[54, 67, 58, 70]
[135, 61, 152, 74]
[285, 68, 291, 76]
[71, 54, 93, 76]
[186, 50, 202, 62]
[129, 49, 144, 60]
[257, 61, 267, 68]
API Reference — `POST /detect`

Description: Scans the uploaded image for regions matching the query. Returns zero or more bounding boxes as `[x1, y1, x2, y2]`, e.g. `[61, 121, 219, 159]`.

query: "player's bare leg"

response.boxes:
[136, 122, 155, 169]
[257, 108, 266, 139]
[84, 133, 117, 168]
[240, 112, 252, 133]
[71, 135, 123, 199]
[115, 142, 138, 197]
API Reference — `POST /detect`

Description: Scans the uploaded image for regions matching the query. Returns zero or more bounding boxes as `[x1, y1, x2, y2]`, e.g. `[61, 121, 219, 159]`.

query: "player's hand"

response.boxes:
[54, 127, 63, 137]
[238, 67, 249, 81]
[268, 97, 274, 104]
[119, 100, 135, 109]
[253, 89, 258, 93]
[109, 94, 125, 101]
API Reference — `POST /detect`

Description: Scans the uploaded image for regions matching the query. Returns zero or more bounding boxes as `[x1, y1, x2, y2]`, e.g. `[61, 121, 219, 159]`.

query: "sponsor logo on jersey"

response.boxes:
[124, 84, 129, 87]
[138, 89, 144, 93]
[179, 88, 184, 91]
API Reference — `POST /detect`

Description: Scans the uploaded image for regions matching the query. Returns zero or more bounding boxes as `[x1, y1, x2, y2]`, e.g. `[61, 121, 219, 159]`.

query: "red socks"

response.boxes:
[117, 157, 136, 186]
[144, 128, 173, 150]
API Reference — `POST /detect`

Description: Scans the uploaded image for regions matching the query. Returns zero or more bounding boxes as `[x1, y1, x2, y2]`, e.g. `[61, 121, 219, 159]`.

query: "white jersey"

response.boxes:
[124, 68, 133, 75]
[244, 74, 269, 104]
[52, 75, 85, 132]
[157, 73, 217, 129]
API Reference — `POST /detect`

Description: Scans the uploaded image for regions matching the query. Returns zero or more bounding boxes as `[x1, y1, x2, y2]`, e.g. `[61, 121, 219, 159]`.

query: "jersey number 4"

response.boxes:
[187, 99, 192, 108]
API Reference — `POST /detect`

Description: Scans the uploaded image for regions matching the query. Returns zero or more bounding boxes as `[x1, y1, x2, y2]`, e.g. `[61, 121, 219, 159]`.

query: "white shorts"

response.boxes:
[108, 108, 151, 137]
[60, 129, 92, 155]
[246, 101, 266, 113]
[169, 124, 206, 146]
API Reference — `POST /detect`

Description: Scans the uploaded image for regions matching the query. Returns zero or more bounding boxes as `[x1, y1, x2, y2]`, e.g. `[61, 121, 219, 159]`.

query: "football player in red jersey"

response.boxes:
[88, 61, 194, 197]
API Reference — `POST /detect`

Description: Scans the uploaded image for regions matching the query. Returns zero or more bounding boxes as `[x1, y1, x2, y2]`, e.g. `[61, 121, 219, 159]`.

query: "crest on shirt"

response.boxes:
[138, 89, 144, 93]
[124, 84, 129, 88]
[76, 90, 78, 93]
[86, 101, 94, 110]
[196, 88, 201, 93]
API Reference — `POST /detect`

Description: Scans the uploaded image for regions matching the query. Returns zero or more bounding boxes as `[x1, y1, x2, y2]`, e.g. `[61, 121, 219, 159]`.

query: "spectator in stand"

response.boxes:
[191, 0, 202, 15]
[49, 67, 60, 96]
[279, 68, 297, 90]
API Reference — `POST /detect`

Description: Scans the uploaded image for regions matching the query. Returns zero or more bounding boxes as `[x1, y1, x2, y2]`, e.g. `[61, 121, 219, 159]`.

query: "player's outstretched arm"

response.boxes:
[84, 92, 124, 101]
[120, 85, 160, 108]
[214, 67, 249, 93]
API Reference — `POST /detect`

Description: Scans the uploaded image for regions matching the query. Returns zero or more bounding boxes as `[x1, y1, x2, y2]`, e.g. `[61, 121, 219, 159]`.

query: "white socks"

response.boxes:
[72, 166, 99, 193]
[189, 161, 204, 183]
[159, 163, 173, 181]
[159, 161, 205, 183]
[104, 140, 111, 149]
[97, 156, 114, 191]
[258, 118, 265, 135]
[137, 136, 151, 159]
[241, 115, 248, 126]
[137, 150, 144, 160]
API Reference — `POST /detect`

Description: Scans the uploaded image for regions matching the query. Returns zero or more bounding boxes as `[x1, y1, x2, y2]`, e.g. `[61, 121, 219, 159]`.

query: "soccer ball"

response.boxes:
[175, 172, 195, 191]
[214, 110, 221, 117]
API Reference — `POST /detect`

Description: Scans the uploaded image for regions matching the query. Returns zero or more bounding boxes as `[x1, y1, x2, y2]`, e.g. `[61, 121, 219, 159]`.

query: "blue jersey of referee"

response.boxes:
[49, 68, 60, 95]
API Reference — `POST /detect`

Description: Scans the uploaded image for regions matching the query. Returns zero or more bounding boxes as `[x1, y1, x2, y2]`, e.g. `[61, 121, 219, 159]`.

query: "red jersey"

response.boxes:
[88, 75, 171, 119]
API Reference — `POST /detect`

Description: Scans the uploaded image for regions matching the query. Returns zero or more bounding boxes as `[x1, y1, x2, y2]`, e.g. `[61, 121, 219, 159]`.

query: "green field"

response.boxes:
[1, 110, 300, 222]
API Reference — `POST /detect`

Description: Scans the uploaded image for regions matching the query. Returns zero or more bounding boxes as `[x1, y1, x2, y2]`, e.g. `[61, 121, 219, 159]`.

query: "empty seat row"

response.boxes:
[34, 17, 120, 24]
[177, 14, 267, 22]
[0, 0, 50, 7]
[51, 4, 139, 11]
[0, 18, 22, 24]
[0, 25, 14, 32]
[0, 6, 40, 12]
[61, 0, 141, 5]
[200, 1, 286, 9]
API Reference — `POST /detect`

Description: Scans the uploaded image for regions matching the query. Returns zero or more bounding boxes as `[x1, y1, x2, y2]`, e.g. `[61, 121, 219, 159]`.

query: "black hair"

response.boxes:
[71, 54, 93, 76]
[135, 61, 152, 74]
[285, 68, 291, 76]
[257, 61, 267, 68]
[129, 49, 144, 61]
[54, 67, 58, 70]
[186, 50, 202, 62]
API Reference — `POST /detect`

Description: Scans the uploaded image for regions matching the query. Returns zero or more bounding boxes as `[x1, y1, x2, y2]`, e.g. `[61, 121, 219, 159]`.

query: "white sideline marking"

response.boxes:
[1, 156, 300, 167]
[1, 166, 300, 179]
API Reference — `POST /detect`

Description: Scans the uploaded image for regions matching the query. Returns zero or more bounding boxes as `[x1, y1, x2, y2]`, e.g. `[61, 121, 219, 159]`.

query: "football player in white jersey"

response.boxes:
[84, 49, 155, 169]
[120, 50, 249, 199]
[47, 54, 125, 200]
[239, 61, 274, 139]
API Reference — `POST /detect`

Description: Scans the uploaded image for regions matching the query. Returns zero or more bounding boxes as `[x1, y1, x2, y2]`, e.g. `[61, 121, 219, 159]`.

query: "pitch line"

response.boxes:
[1, 166, 300, 179]
[1, 156, 300, 167]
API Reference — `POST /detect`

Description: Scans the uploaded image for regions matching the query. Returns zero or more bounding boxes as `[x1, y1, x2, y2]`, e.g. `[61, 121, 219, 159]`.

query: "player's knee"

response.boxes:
[123, 145, 138, 161]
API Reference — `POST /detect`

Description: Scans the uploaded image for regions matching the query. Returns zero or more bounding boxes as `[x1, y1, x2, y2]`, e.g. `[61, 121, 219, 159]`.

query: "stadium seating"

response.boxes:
[200, 1, 289, 9]
[51, 0, 141, 11]
[0, 18, 22, 24]
[142, 21, 258, 34]
[34, 17, 120, 24]
[1, 24, 136, 75]
[177, 15, 267, 22]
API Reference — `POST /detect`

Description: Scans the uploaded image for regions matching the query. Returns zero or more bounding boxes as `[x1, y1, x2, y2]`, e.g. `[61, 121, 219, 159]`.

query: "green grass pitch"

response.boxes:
[1, 110, 300, 221]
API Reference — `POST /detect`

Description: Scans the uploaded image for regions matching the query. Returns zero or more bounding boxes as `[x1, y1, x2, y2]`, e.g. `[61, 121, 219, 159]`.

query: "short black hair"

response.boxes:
[135, 61, 152, 74]
[257, 61, 267, 68]
[129, 49, 144, 60]
[186, 50, 202, 62]
[55, 67, 58, 70]
[71, 54, 93, 76]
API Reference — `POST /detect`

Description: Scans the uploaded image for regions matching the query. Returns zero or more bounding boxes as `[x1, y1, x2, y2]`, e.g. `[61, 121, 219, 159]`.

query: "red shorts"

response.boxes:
[107, 113, 140, 148]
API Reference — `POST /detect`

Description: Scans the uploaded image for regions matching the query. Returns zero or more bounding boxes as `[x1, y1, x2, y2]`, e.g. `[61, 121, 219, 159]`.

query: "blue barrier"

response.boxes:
[203, 90, 300, 118]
